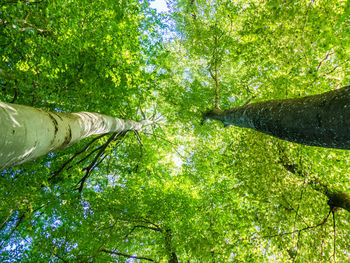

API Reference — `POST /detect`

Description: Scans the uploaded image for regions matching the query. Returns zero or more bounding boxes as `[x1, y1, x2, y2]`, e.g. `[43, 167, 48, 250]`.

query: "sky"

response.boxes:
[150, 0, 169, 12]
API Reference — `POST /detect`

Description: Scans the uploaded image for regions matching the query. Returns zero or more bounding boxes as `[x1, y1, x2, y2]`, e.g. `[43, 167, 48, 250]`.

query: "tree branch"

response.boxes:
[100, 249, 155, 262]
[165, 229, 179, 263]
[251, 210, 332, 241]
[277, 144, 350, 213]
[125, 224, 163, 239]
[0, 209, 14, 232]
[144, 132, 188, 157]
[49, 134, 107, 182]
[332, 209, 336, 262]
[76, 132, 127, 192]
[210, 34, 220, 109]
[53, 253, 68, 263]
[0, 213, 25, 249]
[316, 51, 333, 72]
[190, 0, 197, 19]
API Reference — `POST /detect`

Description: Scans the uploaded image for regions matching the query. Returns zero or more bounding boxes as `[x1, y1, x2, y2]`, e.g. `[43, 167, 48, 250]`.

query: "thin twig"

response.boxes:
[77, 132, 128, 192]
[49, 134, 107, 182]
[73, 146, 103, 167]
[281, 194, 310, 228]
[100, 249, 154, 262]
[125, 225, 163, 239]
[249, 210, 332, 241]
[241, 95, 257, 106]
[144, 132, 188, 157]
[0, 209, 14, 232]
[133, 131, 143, 172]
[293, 181, 306, 229]
[139, 217, 163, 230]
[53, 254, 68, 263]
[332, 209, 336, 262]
[293, 231, 302, 262]
[316, 51, 333, 72]
[300, 2, 312, 65]
[0, 213, 25, 249]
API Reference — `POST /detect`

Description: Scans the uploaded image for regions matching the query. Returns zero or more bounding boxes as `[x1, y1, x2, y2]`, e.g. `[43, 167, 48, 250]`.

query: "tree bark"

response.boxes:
[0, 102, 151, 170]
[204, 86, 350, 149]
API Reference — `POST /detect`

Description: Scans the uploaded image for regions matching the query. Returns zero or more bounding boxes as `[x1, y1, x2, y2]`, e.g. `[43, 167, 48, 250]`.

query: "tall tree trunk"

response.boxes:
[0, 102, 151, 170]
[204, 86, 350, 149]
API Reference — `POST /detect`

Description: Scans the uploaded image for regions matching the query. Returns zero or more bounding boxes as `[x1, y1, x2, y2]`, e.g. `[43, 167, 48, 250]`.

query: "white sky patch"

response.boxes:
[172, 153, 183, 168]
[150, 0, 169, 13]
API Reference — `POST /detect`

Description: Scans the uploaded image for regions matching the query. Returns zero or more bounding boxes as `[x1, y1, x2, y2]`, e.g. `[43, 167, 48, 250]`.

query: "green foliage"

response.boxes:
[1, 0, 350, 262]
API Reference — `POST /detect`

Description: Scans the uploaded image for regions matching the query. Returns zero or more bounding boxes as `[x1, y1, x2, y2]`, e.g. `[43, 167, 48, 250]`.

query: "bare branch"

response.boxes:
[49, 134, 107, 182]
[281, 194, 310, 228]
[77, 131, 128, 192]
[133, 130, 143, 146]
[73, 145, 103, 167]
[138, 105, 146, 120]
[133, 130, 144, 172]
[316, 51, 333, 72]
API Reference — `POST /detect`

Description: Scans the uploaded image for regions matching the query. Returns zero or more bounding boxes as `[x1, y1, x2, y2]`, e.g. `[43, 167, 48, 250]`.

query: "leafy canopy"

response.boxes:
[1, 0, 350, 262]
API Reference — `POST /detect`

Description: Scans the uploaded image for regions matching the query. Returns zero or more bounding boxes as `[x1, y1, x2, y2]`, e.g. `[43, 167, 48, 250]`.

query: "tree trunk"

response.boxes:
[204, 86, 350, 149]
[0, 102, 151, 170]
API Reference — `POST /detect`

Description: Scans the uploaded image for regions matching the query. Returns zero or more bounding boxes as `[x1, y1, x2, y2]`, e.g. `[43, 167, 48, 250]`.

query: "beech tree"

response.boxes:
[0, 101, 152, 170]
[1, 0, 350, 262]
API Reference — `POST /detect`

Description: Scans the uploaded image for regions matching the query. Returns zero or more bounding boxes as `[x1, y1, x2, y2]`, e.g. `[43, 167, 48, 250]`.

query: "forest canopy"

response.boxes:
[0, 0, 349, 262]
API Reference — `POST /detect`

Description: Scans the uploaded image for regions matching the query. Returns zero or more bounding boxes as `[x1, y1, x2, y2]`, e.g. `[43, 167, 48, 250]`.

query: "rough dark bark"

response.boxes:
[204, 86, 350, 149]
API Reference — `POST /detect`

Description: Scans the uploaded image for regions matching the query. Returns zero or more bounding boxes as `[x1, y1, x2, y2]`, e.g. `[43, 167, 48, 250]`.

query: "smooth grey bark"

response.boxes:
[0, 102, 151, 170]
[204, 86, 350, 149]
